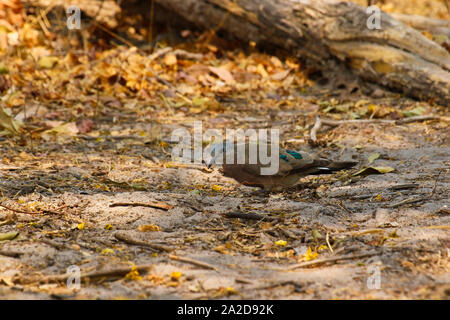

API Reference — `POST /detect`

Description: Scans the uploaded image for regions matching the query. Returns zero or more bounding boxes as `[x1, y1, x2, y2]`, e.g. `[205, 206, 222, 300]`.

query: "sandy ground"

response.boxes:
[0, 94, 448, 300]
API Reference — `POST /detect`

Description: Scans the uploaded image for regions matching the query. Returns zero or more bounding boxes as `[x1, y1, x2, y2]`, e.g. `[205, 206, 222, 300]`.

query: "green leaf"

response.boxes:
[0, 231, 19, 241]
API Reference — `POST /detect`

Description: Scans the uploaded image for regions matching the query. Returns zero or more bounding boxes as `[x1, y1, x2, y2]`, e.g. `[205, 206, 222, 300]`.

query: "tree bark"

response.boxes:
[155, 0, 449, 105]
[392, 13, 450, 37]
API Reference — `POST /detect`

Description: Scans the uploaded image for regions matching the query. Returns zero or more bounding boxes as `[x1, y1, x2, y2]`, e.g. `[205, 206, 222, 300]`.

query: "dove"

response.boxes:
[205, 141, 357, 191]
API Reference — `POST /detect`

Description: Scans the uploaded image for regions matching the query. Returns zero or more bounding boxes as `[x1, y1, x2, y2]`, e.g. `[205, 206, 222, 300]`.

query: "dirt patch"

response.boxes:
[0, 109, 448, 299]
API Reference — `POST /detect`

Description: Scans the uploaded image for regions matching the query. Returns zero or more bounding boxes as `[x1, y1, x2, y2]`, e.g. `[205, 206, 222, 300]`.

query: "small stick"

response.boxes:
[395, 115, 442, 124]
[387, 196, 427, 208]
[79, 135, 144, 141]
[287, 252, 378, 270]
[0, 203, 40, 215]
[169, 254, 217, 271]
[110, 201, 174, 211]
[388, 184, 419, 190]
[0, 203, 63, 215]
[319, 115, 444, 127]
[325, 232, 333, 253]
[148, 47, 203, 61]
[17, 264, 153, 284]
[0, 250, 22, 258]
[148, 47, 173, 60]
[430, 169, 445, 197]
[172, 49, 203, 60]
[309, 115, 322, 144]
[334, 228, 384, 237]
[224, 211, 275, 221]
[114, 232, 173, 252]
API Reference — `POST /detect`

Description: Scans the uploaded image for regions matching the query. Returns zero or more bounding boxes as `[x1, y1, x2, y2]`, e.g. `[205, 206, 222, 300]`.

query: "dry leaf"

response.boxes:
[164, 54, 177, 66]
[367, 153, 380, 164]
[0, 231, 19, 241]
[0, 105, 21, 134]
[270, 69, 291, 81]
[209, 66, 235, 84]
[138, 224, 161, 232]
[353, 166, 395, 177]
[38, 56, 59, 69]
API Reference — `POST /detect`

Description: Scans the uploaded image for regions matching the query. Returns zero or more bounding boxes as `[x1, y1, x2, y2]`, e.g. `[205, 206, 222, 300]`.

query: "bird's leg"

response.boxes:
[248, 188, 271, 198]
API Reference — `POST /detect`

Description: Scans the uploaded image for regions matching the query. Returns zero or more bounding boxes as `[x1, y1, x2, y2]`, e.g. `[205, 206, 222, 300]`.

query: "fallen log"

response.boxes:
[25, 0, 450, 105]
[392, 13, 450, 36]
[155, 0, 449, 105]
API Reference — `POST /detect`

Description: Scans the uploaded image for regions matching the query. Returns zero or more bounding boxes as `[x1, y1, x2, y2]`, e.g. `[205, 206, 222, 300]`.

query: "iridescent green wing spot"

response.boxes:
[286, 150, 303, 159]
[280, 154, 289, 162]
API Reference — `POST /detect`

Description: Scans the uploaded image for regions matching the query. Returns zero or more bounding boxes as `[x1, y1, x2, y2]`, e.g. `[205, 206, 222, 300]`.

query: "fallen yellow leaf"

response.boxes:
[170, 271, 182, 281]
[274, 240, 287, 247]
[303, 247, 318, 261]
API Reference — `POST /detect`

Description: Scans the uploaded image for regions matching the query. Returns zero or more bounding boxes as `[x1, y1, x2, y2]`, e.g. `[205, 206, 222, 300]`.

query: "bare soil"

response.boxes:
[0, 94, 448, 299]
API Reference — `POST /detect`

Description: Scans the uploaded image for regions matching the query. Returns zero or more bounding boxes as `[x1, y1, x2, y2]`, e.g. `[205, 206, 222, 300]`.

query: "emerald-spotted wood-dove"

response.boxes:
[205, 142, 357, 191]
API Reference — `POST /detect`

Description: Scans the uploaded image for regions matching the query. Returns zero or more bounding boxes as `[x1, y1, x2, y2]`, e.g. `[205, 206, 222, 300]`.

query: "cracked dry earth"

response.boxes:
[0, 105, 449, 300]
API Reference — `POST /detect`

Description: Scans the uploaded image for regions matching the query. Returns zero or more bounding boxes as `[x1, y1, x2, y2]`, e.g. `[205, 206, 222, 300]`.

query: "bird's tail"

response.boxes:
[309, 160, 358, 175]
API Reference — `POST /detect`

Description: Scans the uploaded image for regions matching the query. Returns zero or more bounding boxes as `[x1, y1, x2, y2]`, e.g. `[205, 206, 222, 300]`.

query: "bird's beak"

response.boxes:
[203, 159, 213, 169]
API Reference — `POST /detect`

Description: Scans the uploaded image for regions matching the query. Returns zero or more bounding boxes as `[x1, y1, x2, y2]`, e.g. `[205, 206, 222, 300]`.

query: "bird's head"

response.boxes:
[204, 142, 233, 169]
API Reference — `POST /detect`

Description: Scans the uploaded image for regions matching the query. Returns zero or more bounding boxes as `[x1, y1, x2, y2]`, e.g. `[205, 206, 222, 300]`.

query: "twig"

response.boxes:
[148, 47, 203, 61]
[388, 183, 419, 191]
[309, 115, 322, 144]
[255, 280, 303, 290]
[148, 47, 173, 60]
[93, 21, 135, 47]
[146, 75, 192, 104]
[172, 49, 203, 60]
[287, 252, 378, 270]
[319, 115, 444, 127]
[17, 264, 153, 284]
[169, 254, 217, 271]
[0, 203, 64, 215]
[334, 228, 384, 237]
[430, 169, 445, 197]
[308, 115, 443, 145]
[0, 203, 39, 215]
[325, 232, 333, 253]
[109, 201, 174, 211]
[0, 250, 22, 258]
[79, 135, 144, 141]
[387, 196, 427, 208]
[224, 211, 275, 221]
[0, 219, 13, 227]
[395, 115, 443, 124]
[114, 232, 173, 252]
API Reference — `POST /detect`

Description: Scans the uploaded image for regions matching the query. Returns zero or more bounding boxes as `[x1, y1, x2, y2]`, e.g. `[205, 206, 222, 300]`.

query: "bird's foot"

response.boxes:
[248, 188, 271, 198]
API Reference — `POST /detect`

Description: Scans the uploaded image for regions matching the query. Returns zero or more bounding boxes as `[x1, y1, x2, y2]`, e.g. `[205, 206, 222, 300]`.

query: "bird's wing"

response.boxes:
[225, 142, 348, 177]
[237, 146, 318, 177]
[278, 149, 318, 175]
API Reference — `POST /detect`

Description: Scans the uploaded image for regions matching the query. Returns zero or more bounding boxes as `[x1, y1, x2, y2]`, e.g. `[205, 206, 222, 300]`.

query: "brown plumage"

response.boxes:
[206, 142, 357, 191]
